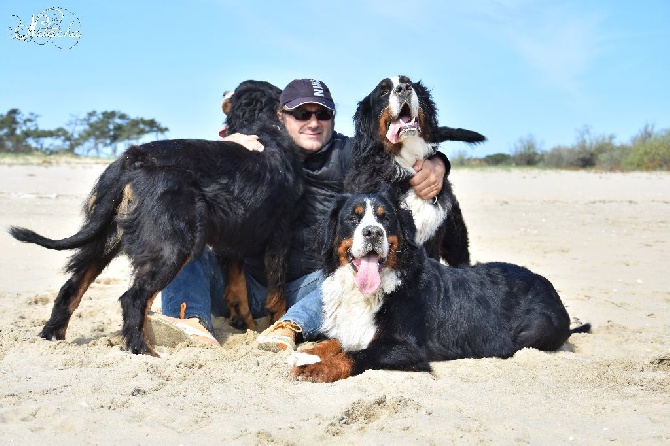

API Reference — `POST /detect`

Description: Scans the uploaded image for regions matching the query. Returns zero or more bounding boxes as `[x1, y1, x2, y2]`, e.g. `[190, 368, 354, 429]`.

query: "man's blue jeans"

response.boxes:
[160, 248, 324, 339]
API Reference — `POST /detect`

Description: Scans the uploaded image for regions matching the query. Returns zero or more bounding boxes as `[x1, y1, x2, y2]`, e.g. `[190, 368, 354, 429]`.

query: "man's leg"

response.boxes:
[257, 271, 324, 351]
[150, 248, 223, 346]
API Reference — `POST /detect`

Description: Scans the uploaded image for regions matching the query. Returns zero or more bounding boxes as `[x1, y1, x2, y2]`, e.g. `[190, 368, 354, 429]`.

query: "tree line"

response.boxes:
[3, 108, 668, 171]
[0, 108, 168, 157]
[453, 124, 670, 171]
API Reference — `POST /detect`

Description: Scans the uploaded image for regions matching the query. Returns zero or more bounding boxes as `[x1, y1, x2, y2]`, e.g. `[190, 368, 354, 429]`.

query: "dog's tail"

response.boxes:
[433, 126, 486, 144]
[570, 323, 592, 334]
[9, 159, 127, 251]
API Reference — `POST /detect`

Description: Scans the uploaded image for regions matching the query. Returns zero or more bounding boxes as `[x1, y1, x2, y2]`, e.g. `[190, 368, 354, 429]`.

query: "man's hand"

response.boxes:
[223, 133, 265, 152]
[409, 157, 446, 200]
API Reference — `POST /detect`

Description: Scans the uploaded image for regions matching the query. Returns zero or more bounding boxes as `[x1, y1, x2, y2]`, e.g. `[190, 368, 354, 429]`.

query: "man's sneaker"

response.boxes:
[146, 312, 219, 348]
[256, 320, 302, 352]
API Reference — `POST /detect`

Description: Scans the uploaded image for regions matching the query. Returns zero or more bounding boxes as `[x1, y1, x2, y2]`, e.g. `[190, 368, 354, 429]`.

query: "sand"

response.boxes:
[1, 163, 668, 444]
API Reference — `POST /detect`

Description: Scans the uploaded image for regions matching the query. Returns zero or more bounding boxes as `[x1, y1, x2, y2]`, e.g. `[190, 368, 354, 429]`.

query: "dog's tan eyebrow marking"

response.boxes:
[376, 206, 385, 216]
[354, 205, 364, 216]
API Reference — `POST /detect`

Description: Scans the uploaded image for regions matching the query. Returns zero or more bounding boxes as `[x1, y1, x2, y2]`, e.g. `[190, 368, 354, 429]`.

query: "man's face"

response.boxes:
[278, 104, 335, 153]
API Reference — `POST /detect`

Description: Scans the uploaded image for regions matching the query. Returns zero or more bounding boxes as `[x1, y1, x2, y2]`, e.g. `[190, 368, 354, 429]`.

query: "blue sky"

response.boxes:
[1, 0, 668, 157]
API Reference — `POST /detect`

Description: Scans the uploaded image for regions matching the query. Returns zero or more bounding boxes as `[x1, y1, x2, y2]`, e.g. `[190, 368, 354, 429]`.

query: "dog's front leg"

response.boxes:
[350, 339, 433, 374]
[220, 258, 256, 330]
[263, 231, 289, 322]
[290, 339, 354, 383]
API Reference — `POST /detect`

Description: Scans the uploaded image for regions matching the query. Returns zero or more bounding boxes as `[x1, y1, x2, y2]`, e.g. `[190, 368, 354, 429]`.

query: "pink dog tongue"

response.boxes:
[354, 254, 381, 295]
[386, 120, 403, 144]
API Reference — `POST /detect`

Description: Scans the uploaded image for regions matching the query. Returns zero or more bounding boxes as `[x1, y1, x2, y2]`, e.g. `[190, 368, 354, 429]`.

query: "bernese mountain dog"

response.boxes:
[345, 75, 486, 266]
[289, 190, 590, 382]
[9, 80, 302, 355]
[217, 80, 282, 330]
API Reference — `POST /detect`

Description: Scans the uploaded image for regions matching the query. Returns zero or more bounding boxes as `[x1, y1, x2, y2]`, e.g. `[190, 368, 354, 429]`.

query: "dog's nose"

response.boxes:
[362, 225, 384, 239]
[394, 83, 413, 95]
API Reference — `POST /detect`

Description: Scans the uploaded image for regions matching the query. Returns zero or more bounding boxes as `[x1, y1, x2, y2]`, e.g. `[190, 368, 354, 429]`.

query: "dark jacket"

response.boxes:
[246, 132, 353, 284]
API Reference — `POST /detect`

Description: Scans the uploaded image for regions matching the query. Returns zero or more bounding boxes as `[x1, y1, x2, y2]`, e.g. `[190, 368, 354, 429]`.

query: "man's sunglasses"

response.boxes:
[281, 108, 334, 121]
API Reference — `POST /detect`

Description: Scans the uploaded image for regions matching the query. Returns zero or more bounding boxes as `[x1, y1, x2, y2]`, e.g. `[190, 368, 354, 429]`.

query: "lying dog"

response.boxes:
[345, 75, 486, 266]
[9, 80, 303, 355]
[290, 190, 590, 382]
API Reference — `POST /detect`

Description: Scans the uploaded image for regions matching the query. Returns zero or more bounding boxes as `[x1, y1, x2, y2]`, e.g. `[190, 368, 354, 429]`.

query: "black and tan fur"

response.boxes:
[9, 80, 301, 355]
[345, 75, 486, 266]
[291, 190, 589, 382]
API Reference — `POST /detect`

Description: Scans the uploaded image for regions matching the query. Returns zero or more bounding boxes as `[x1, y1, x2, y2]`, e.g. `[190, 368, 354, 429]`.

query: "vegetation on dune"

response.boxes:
[452, 124, 670, 171]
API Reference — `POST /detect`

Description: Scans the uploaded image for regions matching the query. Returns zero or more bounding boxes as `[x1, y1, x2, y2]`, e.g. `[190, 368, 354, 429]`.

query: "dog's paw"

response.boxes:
[228, 314, 247, 330]
[292, 361, 331, 382]
[287, 351, 321, 367]
[291, 353, 354, 383]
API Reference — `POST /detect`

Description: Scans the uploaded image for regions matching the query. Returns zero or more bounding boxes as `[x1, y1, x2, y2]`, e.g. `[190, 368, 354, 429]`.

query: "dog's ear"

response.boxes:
[379, 187, 419, 250]
[412, 80, 439, 142]
[353, 93, 374, 138]
[397, 203, 419, 250]
[319, 194, 351, 268]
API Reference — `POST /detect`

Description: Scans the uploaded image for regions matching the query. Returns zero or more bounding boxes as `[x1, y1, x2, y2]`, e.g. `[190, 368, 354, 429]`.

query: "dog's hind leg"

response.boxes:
[120, 255, 194, 355]
[120, 283, 160, 356]
[40, 239, 120, 341]
[514, 311, 571, 353]
[220, 257, 256, 330]
[120, 275, 169, 356]
[40, 266, 101, 341]
[265, 277, 287, 323]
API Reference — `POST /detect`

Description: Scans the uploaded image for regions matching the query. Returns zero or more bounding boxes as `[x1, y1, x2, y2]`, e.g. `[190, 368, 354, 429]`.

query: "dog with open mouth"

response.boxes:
[289, 190, 590, 382]
[345, 75, 486, 266]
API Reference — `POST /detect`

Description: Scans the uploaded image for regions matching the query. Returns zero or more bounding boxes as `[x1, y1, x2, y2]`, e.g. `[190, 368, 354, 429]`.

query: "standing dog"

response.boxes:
[345, 75, 485, 266]
[9, 80, 302, 355]
[217, 80, 282, 330]
[290, 190, 589, 382]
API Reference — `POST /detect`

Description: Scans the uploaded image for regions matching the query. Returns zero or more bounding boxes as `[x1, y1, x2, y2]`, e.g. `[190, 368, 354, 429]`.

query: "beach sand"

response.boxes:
[1, 163, 668, 444]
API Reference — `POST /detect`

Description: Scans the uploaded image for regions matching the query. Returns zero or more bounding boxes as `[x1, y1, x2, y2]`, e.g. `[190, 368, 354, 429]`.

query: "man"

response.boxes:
[149, 79, 447, 351]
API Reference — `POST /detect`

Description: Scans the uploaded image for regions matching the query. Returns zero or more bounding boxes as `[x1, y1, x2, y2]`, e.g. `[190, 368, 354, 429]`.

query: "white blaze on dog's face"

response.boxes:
[385, 75, 421, 145]
[336, 195, 402, 296]
[349, 199, 390, 295]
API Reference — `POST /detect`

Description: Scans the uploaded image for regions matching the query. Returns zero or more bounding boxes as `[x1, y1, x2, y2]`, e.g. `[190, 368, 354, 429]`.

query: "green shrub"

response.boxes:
[623, 130, 670, 170]
[483, 153, 512, 166]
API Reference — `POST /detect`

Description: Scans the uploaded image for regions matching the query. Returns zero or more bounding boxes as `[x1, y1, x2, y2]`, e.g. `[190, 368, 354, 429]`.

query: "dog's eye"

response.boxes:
[346, 214, 360, 224]
[375, 213, 390, 225]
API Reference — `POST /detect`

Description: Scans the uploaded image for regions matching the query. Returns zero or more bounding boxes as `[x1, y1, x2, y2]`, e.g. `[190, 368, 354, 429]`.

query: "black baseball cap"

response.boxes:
[279, 79, 335, 111]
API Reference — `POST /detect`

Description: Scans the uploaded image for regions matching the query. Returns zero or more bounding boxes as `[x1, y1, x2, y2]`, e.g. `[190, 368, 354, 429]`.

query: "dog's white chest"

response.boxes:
[402, 190, 448, 245]
[394, 136, 434, 174]
[392, 136, 447, 244]
[321, 265, 400, 351]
